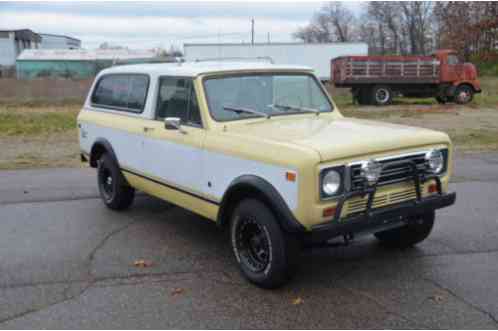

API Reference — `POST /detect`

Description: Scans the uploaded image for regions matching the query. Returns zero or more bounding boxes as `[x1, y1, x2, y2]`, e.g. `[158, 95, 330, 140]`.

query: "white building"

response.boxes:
[0, 29, 41, 67]
[183, 42, 369, 81]
[39, 33, 81, 50]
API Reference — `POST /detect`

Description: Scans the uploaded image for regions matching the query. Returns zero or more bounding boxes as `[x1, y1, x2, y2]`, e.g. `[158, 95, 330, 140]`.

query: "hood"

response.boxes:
[229, 115, 450, 161]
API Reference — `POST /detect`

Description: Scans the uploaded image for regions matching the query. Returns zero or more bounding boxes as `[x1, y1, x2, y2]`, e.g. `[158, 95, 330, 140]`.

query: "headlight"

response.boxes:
[321, 168, 343, 198]
[425, 149, 444, 174]
[361, 159, 383, 186]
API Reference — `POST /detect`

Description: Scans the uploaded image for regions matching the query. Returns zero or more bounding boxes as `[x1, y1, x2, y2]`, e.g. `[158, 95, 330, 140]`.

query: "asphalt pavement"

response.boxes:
[1, 153, 498, 329]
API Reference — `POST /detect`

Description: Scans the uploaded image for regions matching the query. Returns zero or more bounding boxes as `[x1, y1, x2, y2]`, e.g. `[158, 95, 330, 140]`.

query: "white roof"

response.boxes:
[17, 49, 157, 61]
[100, 61, 313, 77]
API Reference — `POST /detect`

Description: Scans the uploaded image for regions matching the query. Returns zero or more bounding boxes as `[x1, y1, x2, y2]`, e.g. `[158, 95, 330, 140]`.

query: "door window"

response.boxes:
[156, 77, 202, 127]
[447, 55, 459, 65]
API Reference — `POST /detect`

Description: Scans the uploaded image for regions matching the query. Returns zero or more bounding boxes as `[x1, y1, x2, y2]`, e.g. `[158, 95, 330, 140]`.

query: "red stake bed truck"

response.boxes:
[331, 50, 481, 106]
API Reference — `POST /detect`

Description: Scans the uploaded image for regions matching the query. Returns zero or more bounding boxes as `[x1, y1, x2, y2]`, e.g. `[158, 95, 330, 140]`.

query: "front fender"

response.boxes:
[217, 175, 306, 233]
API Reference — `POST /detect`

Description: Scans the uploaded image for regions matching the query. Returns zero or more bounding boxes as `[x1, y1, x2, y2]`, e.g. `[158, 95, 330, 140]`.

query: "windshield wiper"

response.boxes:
[223, 105, 270, 119]
[268, 103, 320, 116]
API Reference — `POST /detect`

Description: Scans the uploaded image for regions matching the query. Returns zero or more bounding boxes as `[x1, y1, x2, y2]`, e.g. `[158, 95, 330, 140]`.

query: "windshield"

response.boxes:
[203, 73, 333, 121]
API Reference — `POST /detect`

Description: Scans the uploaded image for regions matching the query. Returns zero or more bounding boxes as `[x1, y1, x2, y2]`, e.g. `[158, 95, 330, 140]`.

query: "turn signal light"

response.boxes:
[428, 183, 438, 194]
[286, 171, 297, 182]
[323, 207, 336, 218]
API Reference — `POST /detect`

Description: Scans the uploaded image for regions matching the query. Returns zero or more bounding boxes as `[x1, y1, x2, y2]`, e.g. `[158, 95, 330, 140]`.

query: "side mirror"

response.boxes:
[164, 117, 186, 134]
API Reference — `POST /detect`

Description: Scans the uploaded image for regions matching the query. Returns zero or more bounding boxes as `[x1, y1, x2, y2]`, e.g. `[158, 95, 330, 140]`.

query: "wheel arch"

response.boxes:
[89, 138, 119, 168]
[217, 175, 305, 234]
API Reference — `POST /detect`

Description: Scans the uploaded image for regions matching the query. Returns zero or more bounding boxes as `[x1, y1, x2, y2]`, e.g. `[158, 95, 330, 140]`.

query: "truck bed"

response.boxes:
[332, 55, 441, 86]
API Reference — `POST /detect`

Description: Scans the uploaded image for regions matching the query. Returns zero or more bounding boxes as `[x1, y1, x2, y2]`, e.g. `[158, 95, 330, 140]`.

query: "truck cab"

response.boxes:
[434, 49, 481, 104]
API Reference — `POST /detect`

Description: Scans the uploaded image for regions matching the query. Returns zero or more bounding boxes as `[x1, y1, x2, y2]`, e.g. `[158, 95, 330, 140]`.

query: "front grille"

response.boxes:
[350, 153, 427, 191]
[341, 185, 419, 218]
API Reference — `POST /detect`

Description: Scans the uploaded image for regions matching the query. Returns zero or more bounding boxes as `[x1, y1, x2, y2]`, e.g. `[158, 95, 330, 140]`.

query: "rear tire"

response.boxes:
[229, 199, 300, 289]
[374, 211, 435, 248]
[372, 85, 393, 106]
[357, 88, 372, 105]
[97, 154, 135, 210]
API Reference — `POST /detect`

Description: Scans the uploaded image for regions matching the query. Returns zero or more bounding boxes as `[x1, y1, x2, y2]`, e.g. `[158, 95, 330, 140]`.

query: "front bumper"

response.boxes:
[308, 192, 455, 243]
[307, 158, 456, 243]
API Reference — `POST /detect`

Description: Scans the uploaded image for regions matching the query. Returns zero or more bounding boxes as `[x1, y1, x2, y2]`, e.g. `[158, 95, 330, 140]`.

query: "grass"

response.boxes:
[0, 101, 79, 137]
[447, 129, 498, 150]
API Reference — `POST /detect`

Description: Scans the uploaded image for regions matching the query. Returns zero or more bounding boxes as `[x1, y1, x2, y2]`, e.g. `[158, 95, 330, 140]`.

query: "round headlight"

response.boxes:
[361, 160, 383, 186]
[425, 149, 444, 174]
[322, 170, 341, 196]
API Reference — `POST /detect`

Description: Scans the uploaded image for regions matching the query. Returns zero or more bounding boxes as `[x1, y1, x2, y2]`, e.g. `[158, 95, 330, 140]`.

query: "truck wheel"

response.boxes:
[97, 154, 135, 210]
[230, 199, 300, 289]
[357, 88, 372, 105]
[374, 211, 434, 248]
[455, 85, 474, 104]
[372, 85, 393, 106]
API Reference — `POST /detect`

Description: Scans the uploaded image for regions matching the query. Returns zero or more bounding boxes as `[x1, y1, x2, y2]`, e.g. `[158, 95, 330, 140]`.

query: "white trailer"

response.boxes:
[183, 42, 368, 81]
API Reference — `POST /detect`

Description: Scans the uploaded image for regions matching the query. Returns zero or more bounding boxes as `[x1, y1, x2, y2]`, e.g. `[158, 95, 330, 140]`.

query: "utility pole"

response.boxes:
[251, 18, 254, 45]
[267, 32, 270, 44]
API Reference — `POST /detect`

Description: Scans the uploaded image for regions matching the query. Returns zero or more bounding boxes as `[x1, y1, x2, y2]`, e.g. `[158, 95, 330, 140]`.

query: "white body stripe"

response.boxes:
[80, 122, 298, 210]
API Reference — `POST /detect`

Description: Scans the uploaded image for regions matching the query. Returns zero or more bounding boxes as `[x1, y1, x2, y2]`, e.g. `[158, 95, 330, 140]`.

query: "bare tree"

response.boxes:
[293, 2, 357, 43]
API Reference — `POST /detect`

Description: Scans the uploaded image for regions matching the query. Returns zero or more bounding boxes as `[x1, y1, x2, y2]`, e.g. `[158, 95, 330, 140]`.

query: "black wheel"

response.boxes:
[372, 85, 393, 106]
[97, 154, 135, 210]
[374, 211, 435, 248]
[230, 199, 300, 289]
[357, 88, 372, 105]
[454, 85, 474, 104]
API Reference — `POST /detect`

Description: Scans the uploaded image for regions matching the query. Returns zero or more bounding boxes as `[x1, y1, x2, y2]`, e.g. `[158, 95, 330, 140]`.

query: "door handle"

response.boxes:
[143, 126, 155, 133]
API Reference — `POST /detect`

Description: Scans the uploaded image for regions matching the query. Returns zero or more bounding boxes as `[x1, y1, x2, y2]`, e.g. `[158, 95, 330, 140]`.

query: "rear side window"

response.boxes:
[156, 77, 202, 127]
[91, 74, 149, 113]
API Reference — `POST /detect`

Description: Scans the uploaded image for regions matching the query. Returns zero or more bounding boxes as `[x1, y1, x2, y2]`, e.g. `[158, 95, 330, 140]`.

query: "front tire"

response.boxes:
[374, 211, 435, 248]
[455, 85, 474, 104]
[97, 154, 135, 210]
[230, 199, 300, 289]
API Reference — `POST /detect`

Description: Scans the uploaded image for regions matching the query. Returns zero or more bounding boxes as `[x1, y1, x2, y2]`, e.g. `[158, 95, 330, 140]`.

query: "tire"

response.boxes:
[97, 154, 135, 210]
[229, 199, 301, 289]
[357, 88, 372, 105]
[372, 85, 393, 106]
[374, 211, 435, 248]
[454, 85, 474, 104]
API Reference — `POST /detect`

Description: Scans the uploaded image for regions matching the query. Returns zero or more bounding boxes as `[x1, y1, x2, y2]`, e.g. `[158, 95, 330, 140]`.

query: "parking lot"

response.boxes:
[1, 152, 498, 329]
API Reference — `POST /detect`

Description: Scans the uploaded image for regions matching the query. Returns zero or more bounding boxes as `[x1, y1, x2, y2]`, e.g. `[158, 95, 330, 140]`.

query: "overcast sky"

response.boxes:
[0, 1, 363, 50]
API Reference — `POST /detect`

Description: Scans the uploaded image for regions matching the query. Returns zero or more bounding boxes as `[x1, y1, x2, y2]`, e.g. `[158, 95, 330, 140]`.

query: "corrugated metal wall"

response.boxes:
[16, 58, 169, 79]
[16, 60, 112, 79]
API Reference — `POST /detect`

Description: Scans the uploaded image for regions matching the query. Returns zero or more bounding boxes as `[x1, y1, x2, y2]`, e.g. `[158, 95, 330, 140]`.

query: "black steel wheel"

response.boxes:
[374, 211, 435, 248]
[455, 85, 474, 104]
[230, 199, 300, 289]
[97, 154, 135, 210]
[372, 85, 393, 106]
[235, 217, 271, 273]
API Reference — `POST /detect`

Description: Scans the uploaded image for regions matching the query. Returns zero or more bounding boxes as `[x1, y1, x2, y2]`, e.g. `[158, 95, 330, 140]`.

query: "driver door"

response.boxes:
[141, 77, 205, 197]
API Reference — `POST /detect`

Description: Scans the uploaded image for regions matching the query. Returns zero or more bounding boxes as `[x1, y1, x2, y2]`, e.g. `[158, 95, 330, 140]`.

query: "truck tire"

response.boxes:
[97, 154, 135, 210]
[374, 211, 434, 248]
[372, 85, 393, 106]
[455, 85, 474, 104]
[230, 199, 300, 289]
[357, 88, 372, 105]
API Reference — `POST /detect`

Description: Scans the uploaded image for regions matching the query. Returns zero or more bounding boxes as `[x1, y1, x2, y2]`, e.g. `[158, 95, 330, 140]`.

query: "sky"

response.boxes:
[0, 1, 363, 50]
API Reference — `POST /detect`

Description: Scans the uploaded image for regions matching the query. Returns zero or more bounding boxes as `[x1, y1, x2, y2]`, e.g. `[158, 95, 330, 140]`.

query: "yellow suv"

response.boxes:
[78, 62, 456, 288]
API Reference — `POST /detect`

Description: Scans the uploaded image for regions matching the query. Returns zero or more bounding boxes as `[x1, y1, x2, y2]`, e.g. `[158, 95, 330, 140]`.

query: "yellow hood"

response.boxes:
[229, 115, 450, 161]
